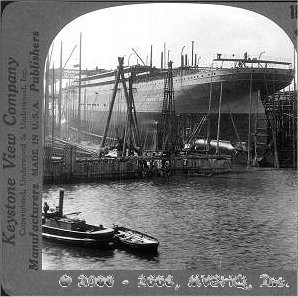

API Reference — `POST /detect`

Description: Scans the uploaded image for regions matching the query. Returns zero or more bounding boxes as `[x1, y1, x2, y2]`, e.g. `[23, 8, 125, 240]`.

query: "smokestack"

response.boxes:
[185, 54, 188, 66]
[161, 52, 163, 69]
[150, 45, 152, 67]
[58, 190, 64, 216]
[191, 41, 194, 67]
[195, 54, 197, 67]
[181, 55, 184, 68]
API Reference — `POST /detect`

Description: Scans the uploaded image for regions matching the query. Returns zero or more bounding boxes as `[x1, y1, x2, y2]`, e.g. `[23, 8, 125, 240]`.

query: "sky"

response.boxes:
[50, 3, 295, 71]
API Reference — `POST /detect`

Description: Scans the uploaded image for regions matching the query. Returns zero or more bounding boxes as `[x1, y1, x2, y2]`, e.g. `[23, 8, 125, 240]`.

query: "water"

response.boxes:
[42, 167, 297, 270]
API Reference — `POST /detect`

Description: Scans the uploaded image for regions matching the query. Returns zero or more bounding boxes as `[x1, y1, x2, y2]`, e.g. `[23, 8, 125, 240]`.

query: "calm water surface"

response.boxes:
[42, 167, 297, 270]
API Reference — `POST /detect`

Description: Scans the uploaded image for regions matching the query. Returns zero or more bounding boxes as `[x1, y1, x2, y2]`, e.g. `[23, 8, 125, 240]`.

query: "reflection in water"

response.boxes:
[43, 239, 115, 259]
[43, 239, 159, 264]
[42, 239, 116, 270]
[114, 248, 160, 263]
[42, 168, 297, 270]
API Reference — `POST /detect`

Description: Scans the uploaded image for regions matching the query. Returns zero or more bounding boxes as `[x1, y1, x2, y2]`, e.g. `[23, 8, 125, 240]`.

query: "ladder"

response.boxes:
[251, 113, 268, 166]
[159, 61, 181, 153]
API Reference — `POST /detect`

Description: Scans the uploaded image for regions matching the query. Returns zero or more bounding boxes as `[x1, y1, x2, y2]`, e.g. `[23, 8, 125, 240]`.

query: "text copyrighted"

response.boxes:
[57, 273, 290, 291]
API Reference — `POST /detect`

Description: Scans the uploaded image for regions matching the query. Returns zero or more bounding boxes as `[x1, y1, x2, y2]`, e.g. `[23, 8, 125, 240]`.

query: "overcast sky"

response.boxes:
[50, 3, 295, 70]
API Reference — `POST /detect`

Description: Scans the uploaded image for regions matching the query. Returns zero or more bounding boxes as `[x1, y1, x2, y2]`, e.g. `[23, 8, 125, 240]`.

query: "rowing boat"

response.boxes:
[113, 225, 159, 252]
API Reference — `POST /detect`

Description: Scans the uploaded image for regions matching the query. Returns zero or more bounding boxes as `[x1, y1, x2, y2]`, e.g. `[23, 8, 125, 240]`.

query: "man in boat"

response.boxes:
[43, 202, 50, 218]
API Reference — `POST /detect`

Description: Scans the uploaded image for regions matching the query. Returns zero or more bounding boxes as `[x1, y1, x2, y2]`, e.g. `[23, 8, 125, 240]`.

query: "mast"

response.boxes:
[84, 87, 87, 136]
[150, 45, 153, 67]
[206, 64, 213, 153]
[164, 42, 166, 69]
[44, 45, 54, 143]
[191, 41, 194, 67]
[58, 41, 63, 137]
[247, 72, 253, 166]
[229, 111, 243, 150]
[77, 32, 82, 142]
[216, 81, 223, 155]
[66, 79, 70, 139]
[51, 63, 55, 147]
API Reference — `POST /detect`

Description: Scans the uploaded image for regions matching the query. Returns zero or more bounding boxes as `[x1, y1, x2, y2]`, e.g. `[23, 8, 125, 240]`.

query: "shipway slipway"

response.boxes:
[42, 190, 159, 252]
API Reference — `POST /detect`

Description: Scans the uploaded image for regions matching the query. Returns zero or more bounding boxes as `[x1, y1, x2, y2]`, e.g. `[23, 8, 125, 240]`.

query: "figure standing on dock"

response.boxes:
[43, 202, 50, 218]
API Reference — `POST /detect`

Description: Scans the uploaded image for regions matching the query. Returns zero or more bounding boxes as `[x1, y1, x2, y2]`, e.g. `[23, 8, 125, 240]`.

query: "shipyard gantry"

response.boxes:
[43, 57, 233, 183]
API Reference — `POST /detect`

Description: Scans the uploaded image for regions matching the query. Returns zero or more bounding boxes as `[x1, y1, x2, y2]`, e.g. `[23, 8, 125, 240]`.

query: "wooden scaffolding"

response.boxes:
[101, 57, 141, 156]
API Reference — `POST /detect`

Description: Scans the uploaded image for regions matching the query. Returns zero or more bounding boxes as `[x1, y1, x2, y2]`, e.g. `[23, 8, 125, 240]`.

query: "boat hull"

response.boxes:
[116, 239, 159, 252]
[68, 67, 293, 114]
[42, 225, 115, 246]
[114, 226, 159, 252]
[61, 66, 294, 149]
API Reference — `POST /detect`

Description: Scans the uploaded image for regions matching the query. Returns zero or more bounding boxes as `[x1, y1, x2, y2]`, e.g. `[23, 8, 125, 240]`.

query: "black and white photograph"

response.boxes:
[42, 2, 296, 270]
[1, 0, 297, 295]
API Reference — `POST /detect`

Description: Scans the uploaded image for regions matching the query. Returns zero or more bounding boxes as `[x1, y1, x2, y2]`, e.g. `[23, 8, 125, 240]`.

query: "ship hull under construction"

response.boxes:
[63, 64, 294, 149]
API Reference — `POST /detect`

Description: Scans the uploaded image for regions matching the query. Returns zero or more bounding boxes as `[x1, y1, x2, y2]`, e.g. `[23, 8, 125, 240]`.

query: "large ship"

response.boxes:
[62, 53, 294, 150]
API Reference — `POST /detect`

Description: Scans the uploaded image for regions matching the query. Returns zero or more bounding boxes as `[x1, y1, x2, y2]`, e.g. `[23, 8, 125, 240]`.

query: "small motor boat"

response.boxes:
[42, 190, 114, 246]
